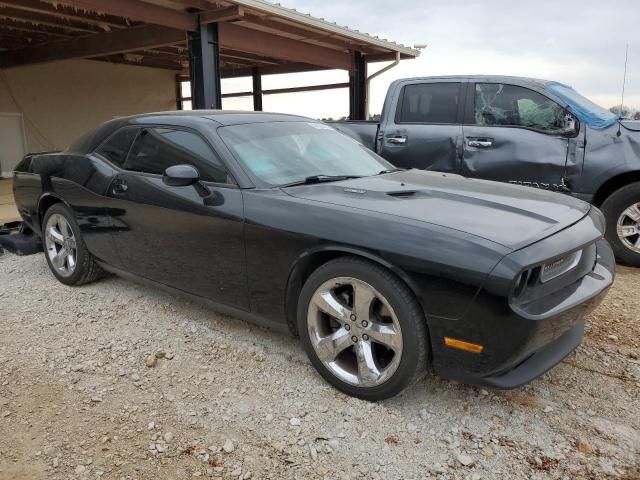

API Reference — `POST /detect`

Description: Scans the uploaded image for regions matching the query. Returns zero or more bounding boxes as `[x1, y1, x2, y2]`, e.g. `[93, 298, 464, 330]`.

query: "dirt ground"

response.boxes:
[0, 252, 638, 480]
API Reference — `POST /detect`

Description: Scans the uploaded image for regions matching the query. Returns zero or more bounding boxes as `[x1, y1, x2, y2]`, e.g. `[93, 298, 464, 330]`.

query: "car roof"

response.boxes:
[67, 110, 318, 154]
[123, 110, 314, 126]
[394, 75, 555, 89]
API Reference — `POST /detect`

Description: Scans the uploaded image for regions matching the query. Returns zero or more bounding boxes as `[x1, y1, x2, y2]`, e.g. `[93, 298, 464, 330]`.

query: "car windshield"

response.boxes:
[218, 121, 394, 187]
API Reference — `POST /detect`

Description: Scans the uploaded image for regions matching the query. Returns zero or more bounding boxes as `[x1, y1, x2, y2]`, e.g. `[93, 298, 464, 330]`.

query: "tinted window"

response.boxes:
[398, 83, 460, 124]
[475, 83, 565, 132]
[94, 127, 138, 167]
[124, 128, 230, 184]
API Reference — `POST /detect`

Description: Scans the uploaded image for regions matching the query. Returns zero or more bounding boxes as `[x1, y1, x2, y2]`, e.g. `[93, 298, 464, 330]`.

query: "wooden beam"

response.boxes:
[220, 62, 330, 79]
[0, 0, 131, 28]
[218, 23, 352, 71]
[0, 18, 75, 37]
[220, 49, 280, 66]
[43, 0, 198, 31]
[0, 6, 102, 32]
[222, 82, 349, 98]
[0, 24, 186, 68]
[94, 55, 183, 71]
[241, 14, 374, 53]
[160, 0, 213, 11]
[0, 26, 54, 42]
[200, 5, 243, 25]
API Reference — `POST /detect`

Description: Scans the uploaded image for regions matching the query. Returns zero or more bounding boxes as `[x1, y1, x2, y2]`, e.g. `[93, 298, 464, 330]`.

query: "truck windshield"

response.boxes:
[218, 121, 394, 187]
[545, 82, 618, 130]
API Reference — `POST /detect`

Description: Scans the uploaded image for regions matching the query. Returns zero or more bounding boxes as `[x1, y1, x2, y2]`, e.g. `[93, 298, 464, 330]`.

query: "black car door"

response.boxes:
[106, 126, 249, 310]
[461, 82, 581, 189]
[378, 80, 465, 173]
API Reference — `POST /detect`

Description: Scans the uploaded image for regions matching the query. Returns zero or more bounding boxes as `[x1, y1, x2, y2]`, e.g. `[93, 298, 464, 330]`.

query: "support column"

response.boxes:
[188, 22, 222, 110]
[349, 51, 367, 120]
[252, 67, 263, 111]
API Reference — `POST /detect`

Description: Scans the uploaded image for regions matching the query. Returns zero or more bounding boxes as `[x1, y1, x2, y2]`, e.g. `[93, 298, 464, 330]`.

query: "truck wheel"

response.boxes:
[601, 183, 640, 267]
[297, 256, 429, 401]
[42, 203, 104, 286]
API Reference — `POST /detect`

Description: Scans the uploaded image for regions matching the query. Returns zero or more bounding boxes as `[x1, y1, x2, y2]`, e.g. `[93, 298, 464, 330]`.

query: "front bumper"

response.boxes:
[429, 233, 615, 389]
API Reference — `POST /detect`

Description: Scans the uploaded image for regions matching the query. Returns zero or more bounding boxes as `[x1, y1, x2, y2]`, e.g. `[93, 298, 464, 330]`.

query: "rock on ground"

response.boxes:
[0, 253, 638, 479]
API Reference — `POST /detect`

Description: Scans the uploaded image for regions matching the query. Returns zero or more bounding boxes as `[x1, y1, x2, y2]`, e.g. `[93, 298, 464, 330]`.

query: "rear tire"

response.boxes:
[42, 203, 104, 286]
[297, 257, 429, 401]
[601, 183, 640, 267]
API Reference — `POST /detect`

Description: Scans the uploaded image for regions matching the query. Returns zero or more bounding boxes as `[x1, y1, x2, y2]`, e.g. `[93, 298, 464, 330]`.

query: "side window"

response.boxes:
[124, 128, 231, 184]
[475, 83, 565, 132]
[94, 127, 139, 167]
[398, 83, 460, 124]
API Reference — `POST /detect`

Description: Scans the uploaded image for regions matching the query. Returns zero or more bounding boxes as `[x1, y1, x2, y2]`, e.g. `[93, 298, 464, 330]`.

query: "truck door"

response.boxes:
[378, 80, 464, 173]
[461, 82, 579, 190]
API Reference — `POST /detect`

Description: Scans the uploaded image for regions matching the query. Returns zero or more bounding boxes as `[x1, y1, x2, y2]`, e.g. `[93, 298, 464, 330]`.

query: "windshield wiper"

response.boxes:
[377, 168, 402, 175]
[280, 175, 362, 187]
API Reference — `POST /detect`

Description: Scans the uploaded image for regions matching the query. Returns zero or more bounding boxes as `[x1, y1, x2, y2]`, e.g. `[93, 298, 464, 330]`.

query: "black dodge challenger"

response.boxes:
[12, 111, 615, 400]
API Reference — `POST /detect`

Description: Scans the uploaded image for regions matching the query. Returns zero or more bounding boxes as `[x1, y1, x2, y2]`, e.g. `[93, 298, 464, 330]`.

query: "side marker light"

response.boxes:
[444, 337, 484, 354]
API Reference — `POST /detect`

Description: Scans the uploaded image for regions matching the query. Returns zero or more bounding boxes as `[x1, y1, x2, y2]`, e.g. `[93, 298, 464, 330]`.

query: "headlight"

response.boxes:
[540, 250, 583, 283]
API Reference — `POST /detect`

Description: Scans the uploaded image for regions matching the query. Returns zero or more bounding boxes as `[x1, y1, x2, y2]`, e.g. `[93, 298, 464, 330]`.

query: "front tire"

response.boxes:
[42, 203, 104, 286]
[601, 183, 640, 267]
[297, 257, 429, 401]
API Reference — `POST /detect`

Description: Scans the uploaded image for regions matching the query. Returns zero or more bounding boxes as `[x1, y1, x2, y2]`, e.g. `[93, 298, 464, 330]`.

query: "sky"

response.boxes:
[221, 0, 639, 119]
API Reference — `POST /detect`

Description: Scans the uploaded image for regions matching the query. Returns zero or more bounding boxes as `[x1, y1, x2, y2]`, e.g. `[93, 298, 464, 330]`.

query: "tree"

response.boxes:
[609, 105, 632, 119]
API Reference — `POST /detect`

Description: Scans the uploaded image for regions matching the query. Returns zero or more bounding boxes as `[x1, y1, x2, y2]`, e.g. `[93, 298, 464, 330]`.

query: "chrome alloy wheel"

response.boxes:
[617, 202, 640, 254]
[44, 213, 78, 278]
[307, 277, 403, 387]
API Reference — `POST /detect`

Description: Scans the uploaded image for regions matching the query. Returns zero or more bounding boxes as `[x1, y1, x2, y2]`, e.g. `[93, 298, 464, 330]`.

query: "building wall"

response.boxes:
[0, 58, 177, 153]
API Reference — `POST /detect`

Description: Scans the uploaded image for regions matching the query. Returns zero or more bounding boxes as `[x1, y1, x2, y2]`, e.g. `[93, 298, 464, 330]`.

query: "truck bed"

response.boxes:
[327, 121, 378, 150]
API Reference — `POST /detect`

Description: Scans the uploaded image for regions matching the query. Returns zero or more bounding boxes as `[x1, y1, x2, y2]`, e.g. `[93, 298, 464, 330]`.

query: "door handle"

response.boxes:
[387, 136, 407, 145]
[112, 179, 128, 195]
[467, 138, 493, 148]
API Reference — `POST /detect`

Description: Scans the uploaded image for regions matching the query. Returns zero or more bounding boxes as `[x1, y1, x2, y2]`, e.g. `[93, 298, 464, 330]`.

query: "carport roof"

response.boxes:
[0, 0, 420, 75]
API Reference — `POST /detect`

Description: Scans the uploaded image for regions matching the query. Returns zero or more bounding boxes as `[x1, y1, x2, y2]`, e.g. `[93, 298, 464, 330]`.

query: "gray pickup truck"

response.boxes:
[332, 75, 640, 266]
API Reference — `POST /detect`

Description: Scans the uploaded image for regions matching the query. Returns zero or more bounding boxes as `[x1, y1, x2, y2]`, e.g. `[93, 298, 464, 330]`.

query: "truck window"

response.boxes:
[397, 83, 460, 124]
[475, 83, 565, 133]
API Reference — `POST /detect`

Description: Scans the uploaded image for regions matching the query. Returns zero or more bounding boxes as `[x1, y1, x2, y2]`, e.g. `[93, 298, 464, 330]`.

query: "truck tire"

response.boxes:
[601, 182, 640, 267]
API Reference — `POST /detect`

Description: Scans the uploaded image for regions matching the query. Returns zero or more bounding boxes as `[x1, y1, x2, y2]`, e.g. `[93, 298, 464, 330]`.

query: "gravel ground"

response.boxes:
[0, 252, 638, 480]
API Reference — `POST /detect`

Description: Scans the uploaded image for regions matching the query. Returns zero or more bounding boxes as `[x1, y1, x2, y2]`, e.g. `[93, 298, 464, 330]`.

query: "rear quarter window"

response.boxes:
[397, 83, 461, 124]
[94, 127, 139, 167]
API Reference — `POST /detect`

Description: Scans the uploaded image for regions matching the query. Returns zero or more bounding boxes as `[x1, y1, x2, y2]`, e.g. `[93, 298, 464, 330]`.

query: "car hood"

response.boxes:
[283, 170, 590, 251]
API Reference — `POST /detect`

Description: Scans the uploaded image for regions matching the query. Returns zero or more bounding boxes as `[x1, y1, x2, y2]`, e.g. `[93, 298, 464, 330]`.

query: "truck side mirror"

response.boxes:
[563, 112, 578, 136]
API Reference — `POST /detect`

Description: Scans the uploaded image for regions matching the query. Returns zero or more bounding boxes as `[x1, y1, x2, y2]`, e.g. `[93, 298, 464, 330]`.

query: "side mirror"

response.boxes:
[163, 164, 200, 187]
[563, 112, 578, 136]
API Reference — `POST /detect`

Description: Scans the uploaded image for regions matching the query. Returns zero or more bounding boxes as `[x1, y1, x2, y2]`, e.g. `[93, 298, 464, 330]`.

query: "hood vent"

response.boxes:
[387, 190, 418, 199]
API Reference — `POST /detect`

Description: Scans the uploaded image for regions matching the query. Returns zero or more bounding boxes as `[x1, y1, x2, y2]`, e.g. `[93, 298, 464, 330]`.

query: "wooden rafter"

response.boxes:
[0, 20, 74, 37]
[220, 48, 280, 66]
[0, 0, 131, 28]
[43, 0, 198, 31]
[96, 54, 184, 71]
[0, 24, 186, 67]
[158, 0, 213, 12]
[218, 22, 352, 70]
[220, 62, 329, 79]
[200, 5, 244, 25]
[0, 7, 106, 33]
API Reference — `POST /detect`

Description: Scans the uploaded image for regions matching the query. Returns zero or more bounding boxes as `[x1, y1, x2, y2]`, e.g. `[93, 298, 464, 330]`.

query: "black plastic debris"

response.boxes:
[0, 222, 43, 256]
